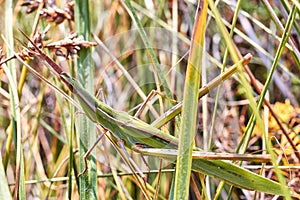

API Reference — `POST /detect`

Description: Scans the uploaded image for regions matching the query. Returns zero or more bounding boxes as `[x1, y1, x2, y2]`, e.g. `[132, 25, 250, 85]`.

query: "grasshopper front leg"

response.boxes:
[78, 132, 105, 177]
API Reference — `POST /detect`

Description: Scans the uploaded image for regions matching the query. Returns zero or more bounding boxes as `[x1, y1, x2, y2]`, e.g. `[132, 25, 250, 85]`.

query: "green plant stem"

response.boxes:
[4, 0, 25, 199]
[212, 0, 243, 198]
[75, 0, 97, 199]
[251, 5, 297, 199]
[231, 4, 297, 200]
[174, 1, 208, 199]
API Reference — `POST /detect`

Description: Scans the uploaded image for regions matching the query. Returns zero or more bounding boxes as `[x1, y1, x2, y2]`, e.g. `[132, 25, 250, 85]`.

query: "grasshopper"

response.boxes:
[12, 31, 288, 196]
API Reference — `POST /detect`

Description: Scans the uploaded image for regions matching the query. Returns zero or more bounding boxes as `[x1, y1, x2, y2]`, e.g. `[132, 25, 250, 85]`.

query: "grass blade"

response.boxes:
[174, 1, 208, 199]
[208, 0, 297, 199]
[247, 5, 298, 199]
[0, 151, 12, 199]
[75, 0, 97, 199]
[4, 0, 25, 199]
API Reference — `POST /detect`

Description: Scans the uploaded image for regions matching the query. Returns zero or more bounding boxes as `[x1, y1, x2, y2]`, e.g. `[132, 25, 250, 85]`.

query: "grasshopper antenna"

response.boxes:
[18, 28, 64, 76]
[18, 28, 75, 91]
[1, 33, 79, 109]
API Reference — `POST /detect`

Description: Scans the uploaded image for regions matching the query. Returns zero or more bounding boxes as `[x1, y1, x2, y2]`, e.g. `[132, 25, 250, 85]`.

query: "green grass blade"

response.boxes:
[208, 1, 297, 199]
[290, 0, 300, 11]
[191, 159, 287, 195]
[261, 0, 300, 66]
[142, 148, 290, 196]
[238, 4, 298, 199]
[4, 0, 25, 199]
[250, 5, 298, 199]
[257, 6, 298, 106]
[68, 81, 75, 200]
[2, 58, 25, 199]
[174, 1, 208, 199]
[212, 0, 244, 198]
[0, 151, 12, 199]
[75, 0, 97, 199]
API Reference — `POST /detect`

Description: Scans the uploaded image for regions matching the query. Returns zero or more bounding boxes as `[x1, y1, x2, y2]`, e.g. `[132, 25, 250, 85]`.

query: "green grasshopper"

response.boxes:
[15, 32, 289, 196]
